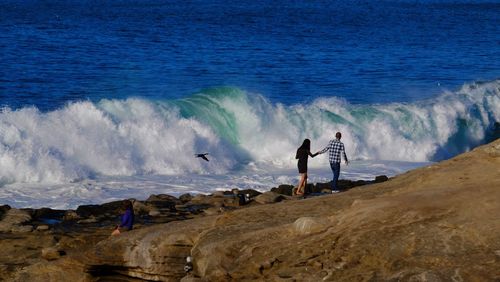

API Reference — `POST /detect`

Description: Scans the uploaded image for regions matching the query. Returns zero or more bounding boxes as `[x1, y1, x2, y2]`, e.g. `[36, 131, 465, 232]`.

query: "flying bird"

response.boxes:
[195, 153, 209, 162]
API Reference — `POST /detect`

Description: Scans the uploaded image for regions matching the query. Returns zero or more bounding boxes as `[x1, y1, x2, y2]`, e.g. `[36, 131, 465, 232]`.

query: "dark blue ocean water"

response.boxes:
[1, 0, 499, 111]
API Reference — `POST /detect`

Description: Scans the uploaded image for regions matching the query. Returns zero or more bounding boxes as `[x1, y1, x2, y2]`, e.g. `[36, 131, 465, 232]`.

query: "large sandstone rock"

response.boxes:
[85, 216, 219, 281]
[0, 232, 59, 281]
[184, 139, 500, 281]
[76, 139, 499, 281]
[12, 258, 92, 282]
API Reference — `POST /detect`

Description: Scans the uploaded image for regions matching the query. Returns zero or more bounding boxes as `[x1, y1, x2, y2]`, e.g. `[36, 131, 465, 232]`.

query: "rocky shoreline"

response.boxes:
[0, 176, 388, 281]
[1, 138, 499, 281]
[0, 175, 388, 280]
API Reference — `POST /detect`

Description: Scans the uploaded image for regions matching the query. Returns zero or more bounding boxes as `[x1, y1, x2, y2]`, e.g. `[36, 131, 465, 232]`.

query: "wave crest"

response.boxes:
[0, 80, 498, 185]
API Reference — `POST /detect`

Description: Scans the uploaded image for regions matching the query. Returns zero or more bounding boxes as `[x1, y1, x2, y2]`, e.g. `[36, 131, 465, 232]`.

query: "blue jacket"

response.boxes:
[120, 208, 134, 230]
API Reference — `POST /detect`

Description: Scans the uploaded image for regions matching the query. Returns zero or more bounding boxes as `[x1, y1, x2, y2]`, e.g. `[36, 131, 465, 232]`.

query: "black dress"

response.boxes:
[296, 148, 310, 174]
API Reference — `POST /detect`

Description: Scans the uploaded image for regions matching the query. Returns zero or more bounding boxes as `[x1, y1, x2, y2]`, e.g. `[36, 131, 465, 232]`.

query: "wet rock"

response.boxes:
[76, 203, 115, 218]
[354, 180, 368, 186]
[254, 192, 285, 204]
[0, 205, 11, 220]
[236, 194, 248, 206]
[29, 208, 66, 222]
[337, 179, 358, 190]
[303, 183, 315, 193]
[271, 184, 294, 196]
[189, 193, 240, 209]
[374, 175, 389, 183]
[315, 182, 332, 191]
[146, 194, 180, 204]
[180, 193, 193, 203]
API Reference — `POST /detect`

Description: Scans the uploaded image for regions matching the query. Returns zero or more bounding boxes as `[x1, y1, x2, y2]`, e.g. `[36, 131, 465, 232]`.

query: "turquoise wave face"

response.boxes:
[0, 80, 498, 185]
[167, 80, 499, 162]
[171, 87, 247, 145]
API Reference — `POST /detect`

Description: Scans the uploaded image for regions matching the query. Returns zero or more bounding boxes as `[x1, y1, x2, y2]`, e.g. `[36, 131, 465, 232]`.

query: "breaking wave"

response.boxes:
[0, 79, 498, 185]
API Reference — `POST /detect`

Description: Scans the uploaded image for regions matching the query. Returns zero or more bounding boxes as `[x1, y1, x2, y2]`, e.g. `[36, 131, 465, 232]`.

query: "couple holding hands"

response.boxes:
[295, 132, 349, 196]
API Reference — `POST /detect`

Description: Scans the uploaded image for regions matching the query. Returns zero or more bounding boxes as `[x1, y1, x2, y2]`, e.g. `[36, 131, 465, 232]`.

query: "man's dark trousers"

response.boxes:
[330, 162, 341, 191]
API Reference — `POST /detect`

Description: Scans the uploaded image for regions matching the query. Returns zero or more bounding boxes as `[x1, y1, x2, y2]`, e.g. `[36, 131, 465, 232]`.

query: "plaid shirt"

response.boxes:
[319, 139, 348, 164]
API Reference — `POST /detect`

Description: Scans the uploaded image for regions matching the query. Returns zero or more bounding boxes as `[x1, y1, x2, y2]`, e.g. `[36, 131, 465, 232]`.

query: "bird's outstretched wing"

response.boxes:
[195, 153, 210, 162]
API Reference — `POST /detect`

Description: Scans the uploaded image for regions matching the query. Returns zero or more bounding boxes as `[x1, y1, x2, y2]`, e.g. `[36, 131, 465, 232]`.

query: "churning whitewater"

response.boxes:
[0, 80, 498, 208]
[1, 79, 498, 184]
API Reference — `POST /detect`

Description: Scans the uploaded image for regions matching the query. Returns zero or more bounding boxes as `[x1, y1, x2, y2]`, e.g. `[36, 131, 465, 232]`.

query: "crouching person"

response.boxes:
[111, 200, 135, 236]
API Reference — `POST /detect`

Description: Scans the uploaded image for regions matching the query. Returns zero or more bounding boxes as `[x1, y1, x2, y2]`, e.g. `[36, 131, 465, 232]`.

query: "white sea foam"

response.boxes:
[0, 80, 498, 208]
[0, 159, 427, 209]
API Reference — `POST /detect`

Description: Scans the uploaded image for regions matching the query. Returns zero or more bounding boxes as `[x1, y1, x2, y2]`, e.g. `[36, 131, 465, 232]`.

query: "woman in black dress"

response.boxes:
[295, 139, 318, 195]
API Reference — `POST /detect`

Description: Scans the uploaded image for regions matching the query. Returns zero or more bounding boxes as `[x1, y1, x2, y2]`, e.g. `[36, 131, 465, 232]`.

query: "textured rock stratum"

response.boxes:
[2, 139, 499, 281]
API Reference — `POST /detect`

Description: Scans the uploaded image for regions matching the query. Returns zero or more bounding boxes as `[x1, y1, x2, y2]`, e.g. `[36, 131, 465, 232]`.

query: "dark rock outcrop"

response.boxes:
[254, 192, 286, 204]
[76, 200, 124, 218]
[270, 184, 294, 196]
[0, 205, 11, 220]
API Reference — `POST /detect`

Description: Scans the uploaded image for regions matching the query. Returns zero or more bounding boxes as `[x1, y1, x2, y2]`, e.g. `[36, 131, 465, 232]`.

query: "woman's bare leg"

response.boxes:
[302, 174, 307, 192]
[301, 173, 308, 194]
[296, 174, 303, 195]
[295, 175, 301, 195]
[297, 173, 306, 195]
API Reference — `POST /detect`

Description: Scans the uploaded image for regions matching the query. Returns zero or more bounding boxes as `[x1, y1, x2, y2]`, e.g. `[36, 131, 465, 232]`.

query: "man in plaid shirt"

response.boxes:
[317, 132, 349, 193]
